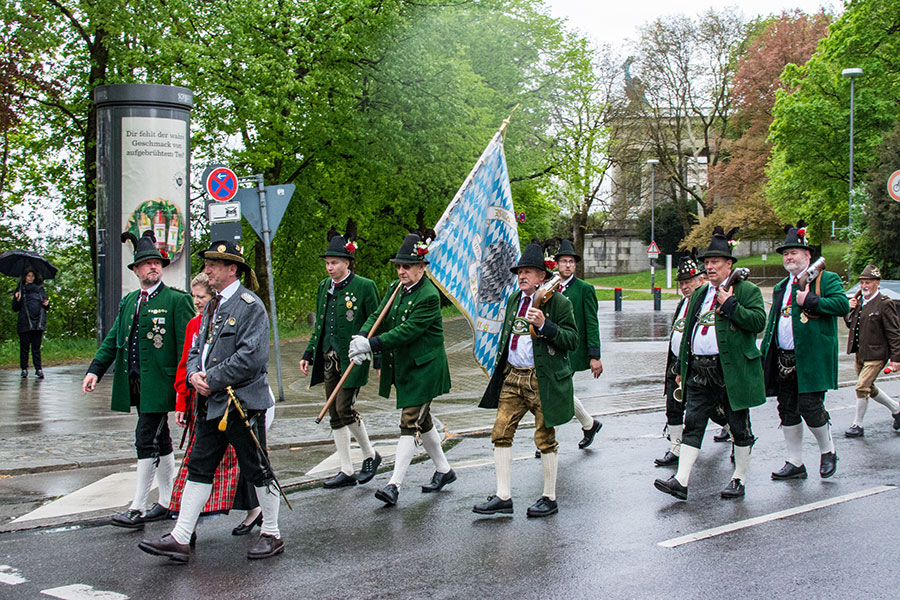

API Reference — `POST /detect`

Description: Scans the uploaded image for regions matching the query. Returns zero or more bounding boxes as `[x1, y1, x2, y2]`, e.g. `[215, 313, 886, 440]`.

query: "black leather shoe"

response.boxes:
[820, 451, 838, 478]
[143, 503, 168, 522]
[713, 427, 730, 442]
[720, 478, 745, 498]
[771, 462, 807, 480]
[247, 533, 285, 560]
[20, 370, 27, 378]
[472, 495, 513, 515]
[654, 476, 688, 500]
[534, 449, 541, 458]
[578, 419, 603, 449]
[421, 469, 457, 493]
[138, 533, 192, 563]
[111, 509, 146, 529]
[654, 450, 679, 467]
[355, 452, 382, 484]
[375, 483, 399, 506]
[190, 532, 196, 549]
[893, 412, 900, 431]
[845, 424, 864, 438]
[323, 471, 357, 489]
[232, 513, 263, 536]
[526, 496, 558, 518]
[35, 369, 44, 379]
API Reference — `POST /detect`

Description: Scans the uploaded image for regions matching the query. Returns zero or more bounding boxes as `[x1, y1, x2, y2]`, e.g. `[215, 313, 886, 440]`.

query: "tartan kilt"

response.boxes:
[169, 399, 241, 515]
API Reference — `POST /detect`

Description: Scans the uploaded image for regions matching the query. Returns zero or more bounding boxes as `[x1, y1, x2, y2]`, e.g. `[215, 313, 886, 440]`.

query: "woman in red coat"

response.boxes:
[169, 273, 263, 535]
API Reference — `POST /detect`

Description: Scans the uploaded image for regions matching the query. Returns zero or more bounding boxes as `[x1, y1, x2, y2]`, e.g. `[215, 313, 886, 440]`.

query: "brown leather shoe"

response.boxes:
[138, 533, 192, 563]
[247, 533, 285, 560]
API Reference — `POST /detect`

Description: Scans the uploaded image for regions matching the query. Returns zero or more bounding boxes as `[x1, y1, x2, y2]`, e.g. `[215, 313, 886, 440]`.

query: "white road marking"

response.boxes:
[659, 485, 896, 548]
[41, 584, 128, 599]
[0, 565, 27, 585]
[452, 454, 535, 470]
[13, 471, 147, 523]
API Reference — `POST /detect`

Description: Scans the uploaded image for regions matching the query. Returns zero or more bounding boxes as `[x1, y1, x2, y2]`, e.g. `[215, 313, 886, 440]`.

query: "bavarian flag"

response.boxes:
[427, 130, 520, 376]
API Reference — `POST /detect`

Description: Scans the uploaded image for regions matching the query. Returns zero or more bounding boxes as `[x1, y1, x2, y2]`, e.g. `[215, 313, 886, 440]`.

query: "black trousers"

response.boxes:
[681, 357, 754, 449]
[775, 351, 829, 428]
[130, 374, 173, 459]
[187, 401, 271, 488]
[19, 330, 42, 370]
[664, 352, 683, 426]
[232, 419, 266, 511]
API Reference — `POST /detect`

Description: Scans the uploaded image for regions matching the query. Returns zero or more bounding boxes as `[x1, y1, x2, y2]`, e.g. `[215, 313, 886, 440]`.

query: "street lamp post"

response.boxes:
[842, 67, 863, 278]
[647, 159, 659, 291]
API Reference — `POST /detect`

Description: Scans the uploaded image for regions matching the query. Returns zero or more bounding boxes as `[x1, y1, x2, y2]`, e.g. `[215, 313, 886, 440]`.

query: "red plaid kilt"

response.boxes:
[169, 399, 241, 515]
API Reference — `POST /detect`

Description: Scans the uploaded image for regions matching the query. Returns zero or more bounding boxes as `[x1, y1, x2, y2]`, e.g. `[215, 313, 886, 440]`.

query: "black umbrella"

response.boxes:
[0, 249, 58, 280]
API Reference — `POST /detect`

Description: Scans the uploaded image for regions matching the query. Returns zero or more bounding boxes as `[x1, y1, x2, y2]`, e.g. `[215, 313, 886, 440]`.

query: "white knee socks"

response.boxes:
[170, 481, 211, 545]
[732, 445, 752, 483]
[130, 458, 158, 513]
[668, 424, 684, 456]
[854, 397, 869, 427]
[389, 435, 417, 488]
[347, 420, 375, 460]
[155, 452, 176, 509]
[573, 395, 593, 429]
[494, 446, 512, 501]
[809, 423, 834, 454]
[421, 426, 451, 473]
[541, 451, 558, 501]
[333, 426, 354, 475]
[255, 484, 281, 538]
[871, 389, 900, 415]
[674, 445, 700, 487]
[783, 424, 804, 466]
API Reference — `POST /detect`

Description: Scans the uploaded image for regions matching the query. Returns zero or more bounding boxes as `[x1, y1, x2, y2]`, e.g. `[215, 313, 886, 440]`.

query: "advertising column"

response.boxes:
[94, 84, 192, 338]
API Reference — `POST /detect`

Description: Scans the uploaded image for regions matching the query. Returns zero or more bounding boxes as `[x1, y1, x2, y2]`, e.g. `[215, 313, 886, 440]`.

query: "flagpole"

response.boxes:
[498, 104, 519, 140]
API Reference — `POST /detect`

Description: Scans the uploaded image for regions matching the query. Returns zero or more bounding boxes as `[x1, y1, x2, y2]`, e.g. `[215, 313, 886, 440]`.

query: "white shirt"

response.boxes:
[777, 280, 796, 350]
[328, 272, 351, 295]
[560, 275, 575, 292]
[669, 297, 690, 356]
[136, 281, 162, 313]
[201, 279, 241, 371]
[507, 292, 536, 368]
[690, 284, 720, 356]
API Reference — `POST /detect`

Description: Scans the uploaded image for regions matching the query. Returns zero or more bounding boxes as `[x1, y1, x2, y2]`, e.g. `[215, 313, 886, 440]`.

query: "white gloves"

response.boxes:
[348, 335, 373, 365]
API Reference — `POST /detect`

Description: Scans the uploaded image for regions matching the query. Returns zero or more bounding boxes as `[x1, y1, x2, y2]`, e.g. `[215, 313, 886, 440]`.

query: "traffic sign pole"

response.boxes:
[255, 174, 285, 402]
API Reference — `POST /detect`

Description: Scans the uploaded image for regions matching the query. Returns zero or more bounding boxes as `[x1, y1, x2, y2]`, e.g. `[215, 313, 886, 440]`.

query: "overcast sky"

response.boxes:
[544, 0, 842, 47]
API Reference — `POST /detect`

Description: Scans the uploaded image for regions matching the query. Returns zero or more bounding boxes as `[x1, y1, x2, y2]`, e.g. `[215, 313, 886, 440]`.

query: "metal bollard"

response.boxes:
[614, 288, 622, 312]
[653, 287, 661, 311]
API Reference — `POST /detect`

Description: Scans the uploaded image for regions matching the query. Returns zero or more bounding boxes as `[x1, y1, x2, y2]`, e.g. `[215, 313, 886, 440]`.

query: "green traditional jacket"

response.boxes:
[479, 290, 578, 427]
[88, 283, 194, 413]
[760, 270, 850, 395]
[679, 280, 766, 411]
[561, 276, 601, 371]
[363, 277, 450, 408]
[303, 273, 380, 389]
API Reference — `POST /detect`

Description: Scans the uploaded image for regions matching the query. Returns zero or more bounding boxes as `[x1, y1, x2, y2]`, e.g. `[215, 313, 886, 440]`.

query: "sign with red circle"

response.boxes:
[205, 166, 238, 202]
[888, 169, 900, 203]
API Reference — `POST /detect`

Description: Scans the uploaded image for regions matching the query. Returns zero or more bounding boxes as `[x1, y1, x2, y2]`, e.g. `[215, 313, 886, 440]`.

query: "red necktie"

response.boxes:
[136, 290, 148, 315]
[510, 296, 531, 351]
[700, 292, 718, 335]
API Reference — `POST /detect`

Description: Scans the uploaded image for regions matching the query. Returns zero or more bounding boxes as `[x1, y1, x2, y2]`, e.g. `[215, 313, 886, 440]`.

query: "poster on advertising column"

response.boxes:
[120, 116, 189, 295]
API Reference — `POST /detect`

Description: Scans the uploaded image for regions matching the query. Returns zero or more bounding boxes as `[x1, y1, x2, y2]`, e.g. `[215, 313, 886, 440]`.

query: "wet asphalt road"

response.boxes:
[2, 381, 900, 599]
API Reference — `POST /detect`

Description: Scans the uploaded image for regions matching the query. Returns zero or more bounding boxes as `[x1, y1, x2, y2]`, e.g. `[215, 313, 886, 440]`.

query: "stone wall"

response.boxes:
[583, 233, 780, 278]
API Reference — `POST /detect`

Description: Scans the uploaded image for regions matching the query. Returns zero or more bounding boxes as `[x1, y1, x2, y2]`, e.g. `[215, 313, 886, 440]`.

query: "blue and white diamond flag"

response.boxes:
[427, 131, 520, 377]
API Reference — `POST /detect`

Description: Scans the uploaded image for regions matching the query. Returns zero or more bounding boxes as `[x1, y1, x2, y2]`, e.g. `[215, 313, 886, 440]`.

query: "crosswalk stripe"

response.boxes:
[41, 584, 128, 599]
[0, 565, 27, 585]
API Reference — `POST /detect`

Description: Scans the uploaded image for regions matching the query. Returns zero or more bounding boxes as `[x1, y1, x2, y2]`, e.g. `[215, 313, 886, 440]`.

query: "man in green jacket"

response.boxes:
[761, 224, 850, 480]
[300, 233, 381, 488]
[474, 242, 578, 518]
[82, 231, 194, 528]
[349, 233, 455, 507]
[654, 227, 766, 501]
[554, 239, 603, 449]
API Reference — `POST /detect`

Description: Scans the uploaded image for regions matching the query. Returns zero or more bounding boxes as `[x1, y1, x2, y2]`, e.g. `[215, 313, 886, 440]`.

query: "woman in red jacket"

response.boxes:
[169, 273, 263, 536]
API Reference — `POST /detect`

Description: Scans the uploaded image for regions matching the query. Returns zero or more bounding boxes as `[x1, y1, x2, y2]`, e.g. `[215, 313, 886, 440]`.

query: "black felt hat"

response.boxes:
[676, 251, 705, 281]
[197, 240, 259, 291]
[554, 239, 581, 262]
[776, 221, 811, 254]
[321, 227, 356, 259]
[389, 233, 430, 264]
[697, 226, 739, 263]
[122, 230, 170, 270]
[511, 242, 552, 277]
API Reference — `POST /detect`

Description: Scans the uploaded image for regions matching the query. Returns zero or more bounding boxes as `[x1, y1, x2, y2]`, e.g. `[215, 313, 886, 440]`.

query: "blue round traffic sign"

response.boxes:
[206, 166, 238, 202]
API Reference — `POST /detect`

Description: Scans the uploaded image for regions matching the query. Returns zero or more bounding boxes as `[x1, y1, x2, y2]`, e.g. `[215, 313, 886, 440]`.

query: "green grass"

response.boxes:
[0, 335, 98, 368]
[595, 289, 680, 301]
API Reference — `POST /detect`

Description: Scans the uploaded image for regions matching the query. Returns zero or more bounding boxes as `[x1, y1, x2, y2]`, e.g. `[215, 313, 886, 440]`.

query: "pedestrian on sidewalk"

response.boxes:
[761, 223, 849, 481]
[140, 241, 284, 562]
[82, 231, 194, 529]
[654, 227, 765, 501]
[169, 272, 265, 537]
[843, 264, 900, 437]
[12, 268, 49, 378]
[474, 241, 577, 518]
[300, 230, 382, 489]
[552, 239, 603, 449]
[348, 232, 456, 507]
[654, 252, 706, 467]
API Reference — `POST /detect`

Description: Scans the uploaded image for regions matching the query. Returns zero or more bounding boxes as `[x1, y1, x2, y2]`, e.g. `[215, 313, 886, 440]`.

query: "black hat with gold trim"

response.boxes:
[676, 251, 705, 281]
[122, 230, 170, 270]
[197, 240, 259, 291]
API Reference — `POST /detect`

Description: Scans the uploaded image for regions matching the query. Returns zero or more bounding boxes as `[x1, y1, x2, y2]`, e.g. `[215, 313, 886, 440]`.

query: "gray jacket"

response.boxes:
[186, 283, 272, 420]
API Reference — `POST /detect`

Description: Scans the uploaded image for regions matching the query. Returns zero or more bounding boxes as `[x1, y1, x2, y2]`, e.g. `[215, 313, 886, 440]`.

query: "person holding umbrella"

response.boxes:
[12, 268, 50, 378]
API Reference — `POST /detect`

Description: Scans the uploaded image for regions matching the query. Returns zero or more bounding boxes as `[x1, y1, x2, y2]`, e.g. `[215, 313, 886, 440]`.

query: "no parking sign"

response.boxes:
[888, 169, 900, 203]
[204, 166, 238, 202]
